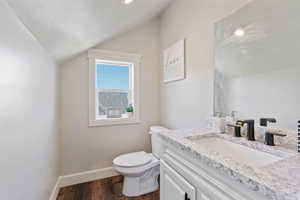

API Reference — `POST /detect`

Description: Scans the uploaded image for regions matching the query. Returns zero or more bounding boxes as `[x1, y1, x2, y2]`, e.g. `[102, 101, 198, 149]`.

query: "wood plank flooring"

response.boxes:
[57, 175, 159, 200]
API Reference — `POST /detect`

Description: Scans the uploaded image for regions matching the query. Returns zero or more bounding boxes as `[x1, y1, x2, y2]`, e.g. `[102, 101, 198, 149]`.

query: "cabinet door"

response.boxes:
[160, 160, 196, 200]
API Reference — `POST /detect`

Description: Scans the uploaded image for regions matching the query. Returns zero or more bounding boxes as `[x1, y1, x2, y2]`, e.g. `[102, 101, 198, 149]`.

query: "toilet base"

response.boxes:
[122, 165, 160, 197]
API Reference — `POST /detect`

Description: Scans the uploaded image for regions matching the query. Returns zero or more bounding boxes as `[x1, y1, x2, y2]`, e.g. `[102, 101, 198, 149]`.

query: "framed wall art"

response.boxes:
[163, 39, 185, 83]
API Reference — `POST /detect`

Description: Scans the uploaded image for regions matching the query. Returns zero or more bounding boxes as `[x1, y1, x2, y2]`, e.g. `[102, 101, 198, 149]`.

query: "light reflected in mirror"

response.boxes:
[214, 0, 300, 130]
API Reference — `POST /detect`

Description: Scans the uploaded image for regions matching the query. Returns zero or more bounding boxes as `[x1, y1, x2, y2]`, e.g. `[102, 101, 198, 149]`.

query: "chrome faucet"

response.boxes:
[237, 120, 255, 141]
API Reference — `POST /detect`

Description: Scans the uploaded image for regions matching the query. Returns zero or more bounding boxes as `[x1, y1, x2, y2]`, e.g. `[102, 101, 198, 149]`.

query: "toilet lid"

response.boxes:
[113, 151, 152, 168]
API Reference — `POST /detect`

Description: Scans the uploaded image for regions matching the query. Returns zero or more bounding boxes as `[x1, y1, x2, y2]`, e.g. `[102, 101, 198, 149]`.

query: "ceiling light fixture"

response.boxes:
[234, 28, 245, 37]
[121, 0, 134, 5]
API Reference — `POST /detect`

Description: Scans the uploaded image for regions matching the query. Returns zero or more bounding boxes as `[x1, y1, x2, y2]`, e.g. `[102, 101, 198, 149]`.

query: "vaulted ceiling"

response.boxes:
[6, 0, 172, 63]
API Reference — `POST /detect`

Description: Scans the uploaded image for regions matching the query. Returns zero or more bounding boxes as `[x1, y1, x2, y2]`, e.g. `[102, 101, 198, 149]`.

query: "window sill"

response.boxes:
[88, 117, 140, 127]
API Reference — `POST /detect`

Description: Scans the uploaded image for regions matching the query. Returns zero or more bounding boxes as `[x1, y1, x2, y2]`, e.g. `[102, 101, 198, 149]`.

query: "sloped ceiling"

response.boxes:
[6, 0, 172, 63]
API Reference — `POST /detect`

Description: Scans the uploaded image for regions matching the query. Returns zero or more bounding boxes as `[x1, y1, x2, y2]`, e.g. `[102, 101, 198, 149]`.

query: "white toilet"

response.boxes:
[113, 126, 169, 197]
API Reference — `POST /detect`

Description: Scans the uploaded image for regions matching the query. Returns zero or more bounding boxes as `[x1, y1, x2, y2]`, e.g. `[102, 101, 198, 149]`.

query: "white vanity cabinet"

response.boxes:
[160, 143, 269, 200]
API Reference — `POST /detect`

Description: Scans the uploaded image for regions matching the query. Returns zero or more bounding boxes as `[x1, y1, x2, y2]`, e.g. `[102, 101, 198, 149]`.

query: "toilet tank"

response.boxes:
[149, 126, 169, 159]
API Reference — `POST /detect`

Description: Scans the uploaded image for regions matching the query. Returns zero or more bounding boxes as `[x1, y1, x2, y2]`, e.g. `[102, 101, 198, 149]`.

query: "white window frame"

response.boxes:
[88, 49, 141, 127]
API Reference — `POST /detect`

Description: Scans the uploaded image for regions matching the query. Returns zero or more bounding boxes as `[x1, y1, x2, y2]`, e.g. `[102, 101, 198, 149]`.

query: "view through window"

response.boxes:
[96, 60, 133, 119]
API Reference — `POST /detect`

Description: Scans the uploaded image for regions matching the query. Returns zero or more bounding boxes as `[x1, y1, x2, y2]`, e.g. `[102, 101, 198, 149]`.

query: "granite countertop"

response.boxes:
[159, 129, 300, 200]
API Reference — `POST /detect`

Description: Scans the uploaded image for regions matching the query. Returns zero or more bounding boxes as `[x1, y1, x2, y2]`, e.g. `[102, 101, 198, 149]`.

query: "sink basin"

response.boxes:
[187, 136, 283, 168]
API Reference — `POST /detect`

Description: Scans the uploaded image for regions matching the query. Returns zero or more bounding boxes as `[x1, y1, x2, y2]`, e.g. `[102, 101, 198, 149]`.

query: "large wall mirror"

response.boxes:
[214, 0, 300, 131]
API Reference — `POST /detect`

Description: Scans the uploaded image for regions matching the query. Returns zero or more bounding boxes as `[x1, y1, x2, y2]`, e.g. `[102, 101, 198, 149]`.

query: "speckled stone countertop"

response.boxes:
[159, 129, 300, 200]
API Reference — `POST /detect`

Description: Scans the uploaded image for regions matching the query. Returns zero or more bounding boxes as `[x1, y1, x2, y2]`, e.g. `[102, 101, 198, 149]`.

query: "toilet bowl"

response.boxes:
[113, 126, 169, 197]
[113, 152, 160, 197]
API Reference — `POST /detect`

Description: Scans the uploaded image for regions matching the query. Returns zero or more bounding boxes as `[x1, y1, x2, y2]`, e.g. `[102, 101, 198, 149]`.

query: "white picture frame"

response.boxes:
[163, 39, 185, 83]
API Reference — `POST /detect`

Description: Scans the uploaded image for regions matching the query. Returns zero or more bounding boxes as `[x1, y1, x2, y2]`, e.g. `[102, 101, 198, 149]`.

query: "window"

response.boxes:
[88, 49, 141, 126]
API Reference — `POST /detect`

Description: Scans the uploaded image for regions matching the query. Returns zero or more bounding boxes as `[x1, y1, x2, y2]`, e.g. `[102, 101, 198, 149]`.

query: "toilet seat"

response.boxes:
[113, 153, 159, 176]
[113, 151, 152, 168]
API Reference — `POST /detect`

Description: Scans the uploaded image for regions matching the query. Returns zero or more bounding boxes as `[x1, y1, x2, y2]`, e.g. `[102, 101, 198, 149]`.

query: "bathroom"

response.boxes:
[0, 0, 299, 199]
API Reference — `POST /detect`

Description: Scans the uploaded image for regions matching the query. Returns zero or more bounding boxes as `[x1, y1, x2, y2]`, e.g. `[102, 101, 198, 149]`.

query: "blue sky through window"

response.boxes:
[96, 64, 129, 90]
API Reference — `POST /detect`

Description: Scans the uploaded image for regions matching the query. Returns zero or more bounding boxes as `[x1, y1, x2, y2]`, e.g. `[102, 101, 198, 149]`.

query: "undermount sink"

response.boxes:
[186, 136, 283, 168]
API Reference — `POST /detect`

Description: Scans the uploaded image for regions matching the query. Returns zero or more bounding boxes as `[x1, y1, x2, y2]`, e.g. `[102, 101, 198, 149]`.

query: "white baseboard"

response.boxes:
[59, 167, 119, 187]
[49, 167, 119, 200]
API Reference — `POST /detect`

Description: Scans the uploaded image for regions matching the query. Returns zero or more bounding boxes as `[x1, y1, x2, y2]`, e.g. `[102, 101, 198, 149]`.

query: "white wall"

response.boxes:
[0, 1, 59, 200]
[226, 67, 300, 130]
[160, 0, 251, 129]
[59, 18, 161, 175]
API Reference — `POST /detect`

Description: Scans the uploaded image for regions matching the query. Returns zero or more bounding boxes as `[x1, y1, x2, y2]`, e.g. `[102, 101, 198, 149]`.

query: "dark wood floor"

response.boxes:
[57, 175, 159, 200]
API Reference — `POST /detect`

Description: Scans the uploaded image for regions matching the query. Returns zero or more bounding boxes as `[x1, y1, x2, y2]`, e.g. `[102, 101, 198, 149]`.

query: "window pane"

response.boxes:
[96, 64, 129, 90]
[96, 63, 132, 119]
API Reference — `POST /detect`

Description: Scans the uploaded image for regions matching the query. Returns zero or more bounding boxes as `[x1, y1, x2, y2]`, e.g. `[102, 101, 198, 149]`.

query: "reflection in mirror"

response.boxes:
[214, 0, 300, 131]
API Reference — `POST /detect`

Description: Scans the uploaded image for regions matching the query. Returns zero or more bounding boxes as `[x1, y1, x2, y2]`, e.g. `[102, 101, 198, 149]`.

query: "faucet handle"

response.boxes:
[260, 118, 276, 126]
[265, 131, 287, 146]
